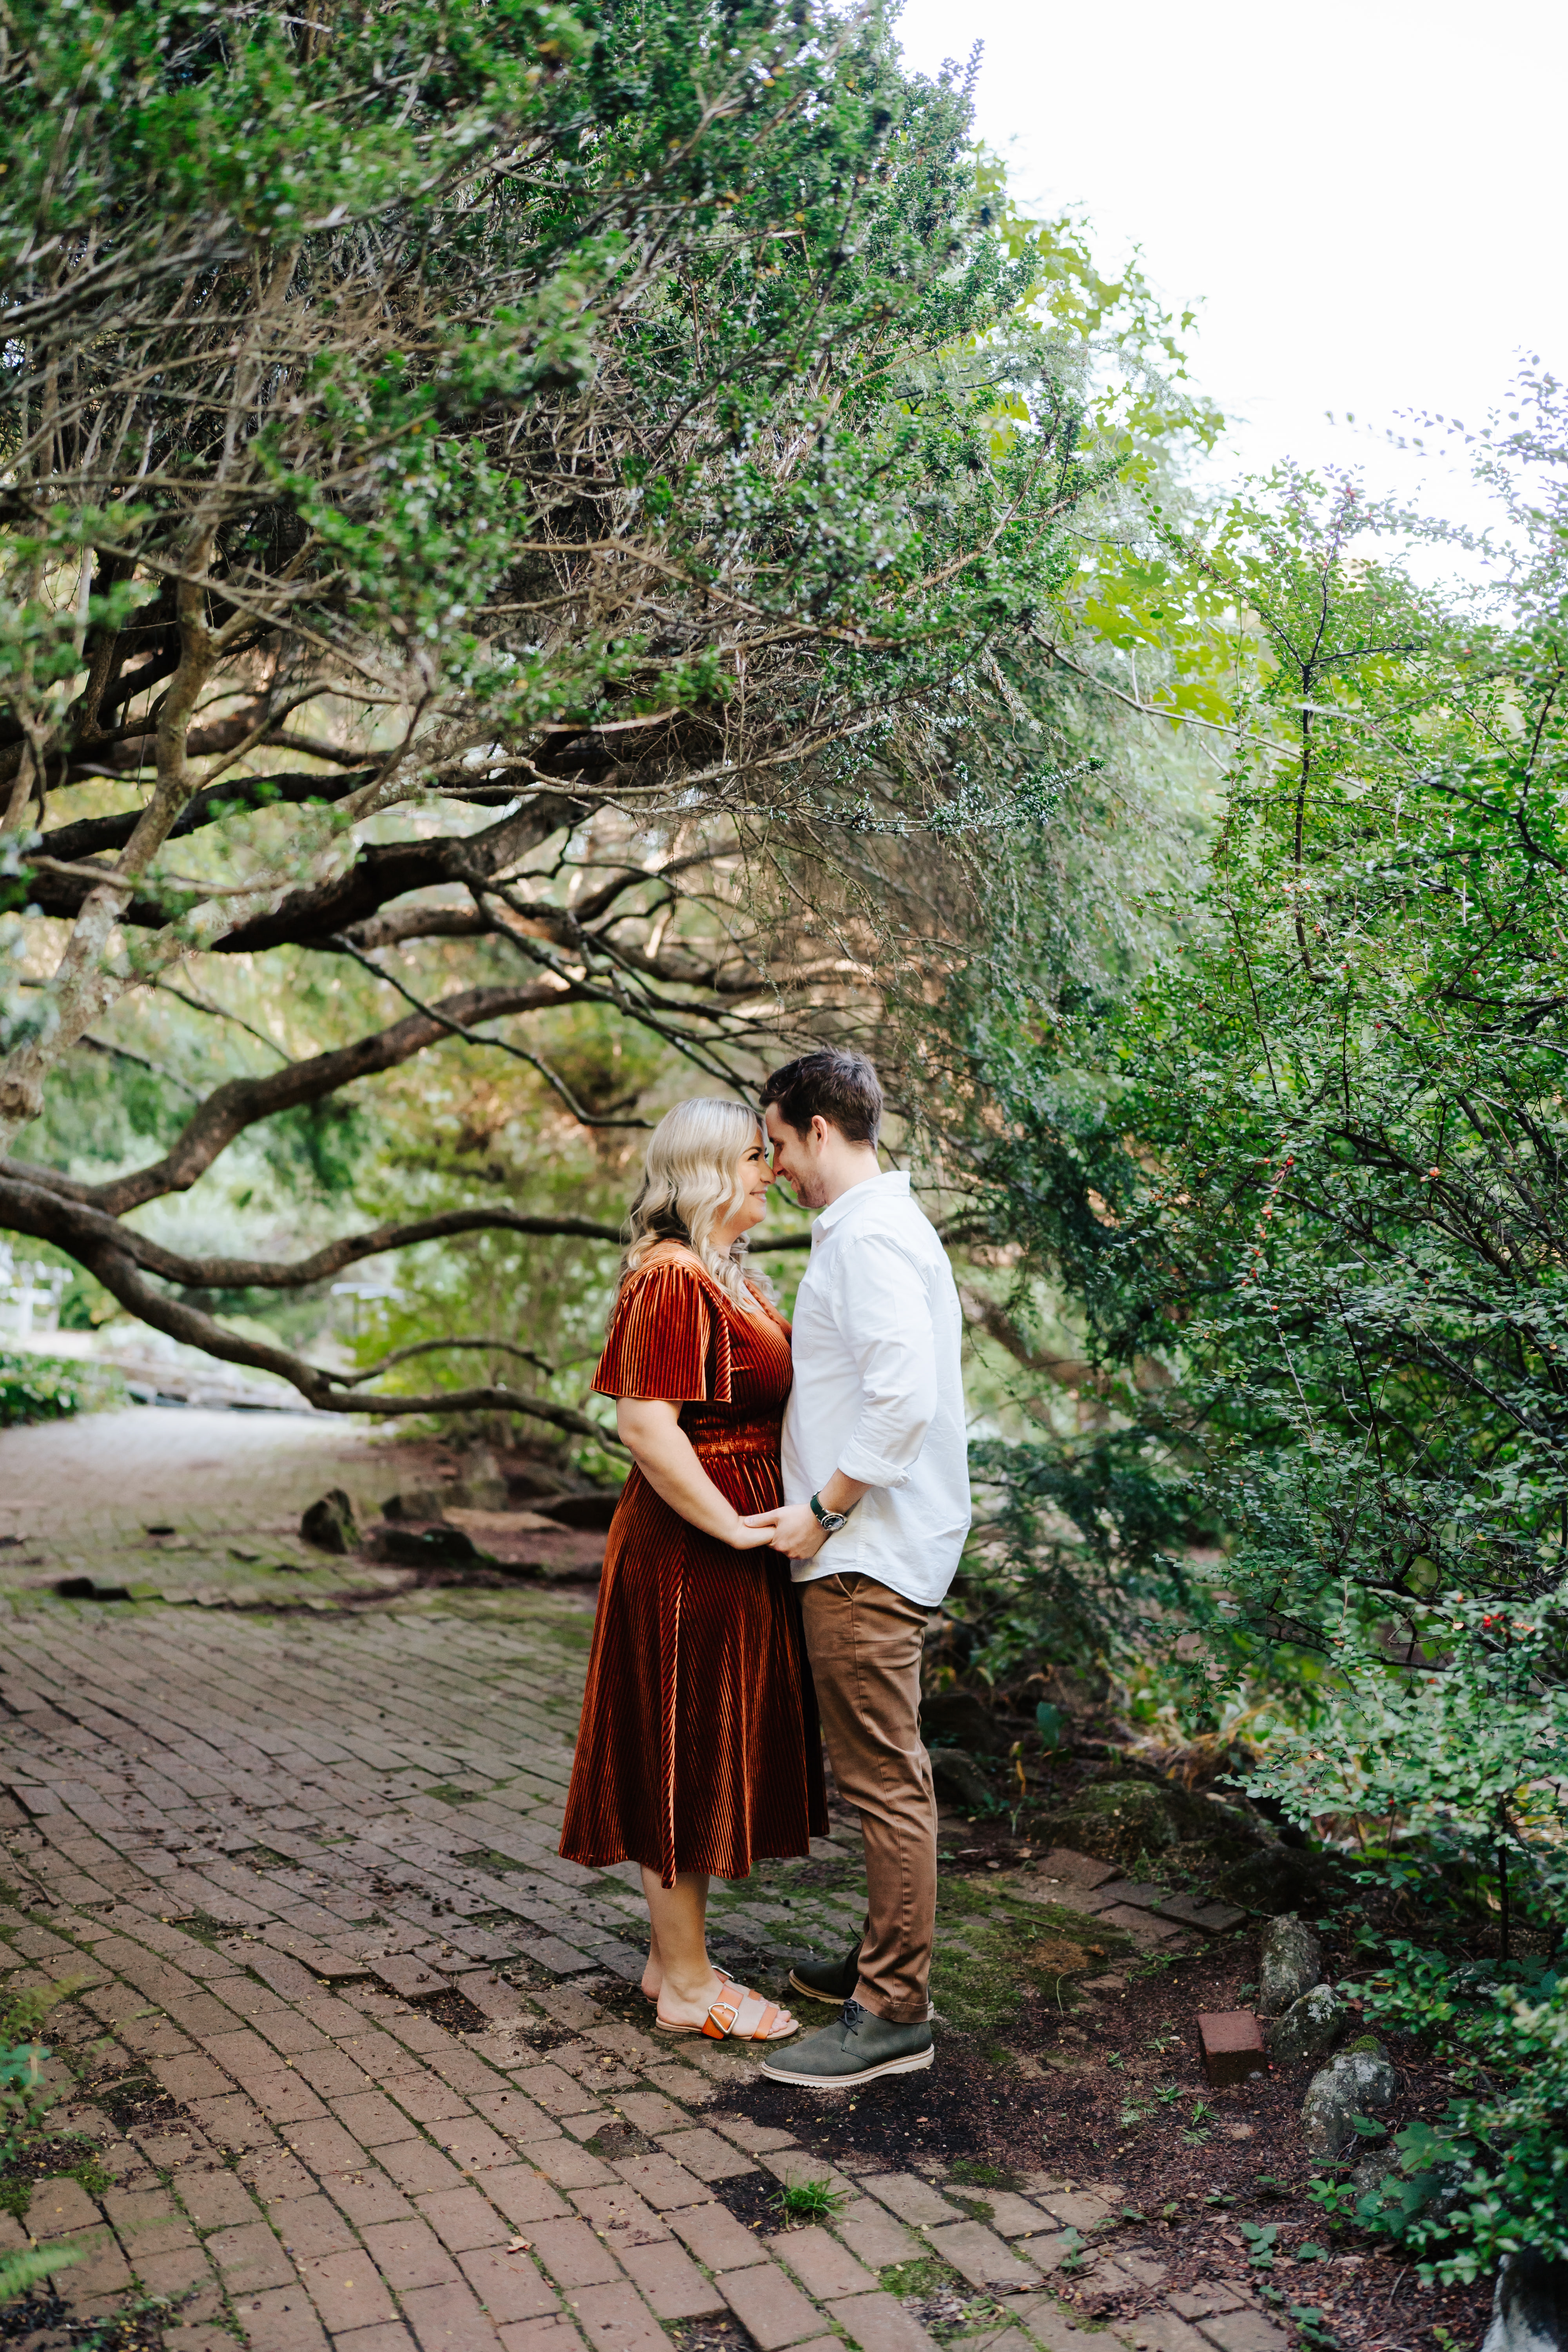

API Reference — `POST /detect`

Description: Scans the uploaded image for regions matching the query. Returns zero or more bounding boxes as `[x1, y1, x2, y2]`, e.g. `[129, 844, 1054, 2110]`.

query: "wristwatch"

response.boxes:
[809, 1492, 852, 1535]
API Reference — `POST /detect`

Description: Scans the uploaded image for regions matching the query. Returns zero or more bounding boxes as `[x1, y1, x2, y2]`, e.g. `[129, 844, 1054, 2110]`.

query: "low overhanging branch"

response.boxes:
[71, 1232, 619, 1440]
[0, 1172, 622, 1290]
[82, 978, 588, 1216]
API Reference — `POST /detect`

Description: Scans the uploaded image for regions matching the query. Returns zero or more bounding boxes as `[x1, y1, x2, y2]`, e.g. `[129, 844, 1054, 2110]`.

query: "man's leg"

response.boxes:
[799, 1572, 935, 2022]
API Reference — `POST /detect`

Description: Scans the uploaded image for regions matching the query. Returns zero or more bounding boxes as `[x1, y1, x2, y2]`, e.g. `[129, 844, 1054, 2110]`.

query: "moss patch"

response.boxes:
[931, 1878, 1132, 2033]
[880, 2257, 964, 2299]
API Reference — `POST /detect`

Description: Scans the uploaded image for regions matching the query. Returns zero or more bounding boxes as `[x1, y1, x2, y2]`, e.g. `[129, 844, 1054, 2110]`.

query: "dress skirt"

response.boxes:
[558, 1245, 828, 1886]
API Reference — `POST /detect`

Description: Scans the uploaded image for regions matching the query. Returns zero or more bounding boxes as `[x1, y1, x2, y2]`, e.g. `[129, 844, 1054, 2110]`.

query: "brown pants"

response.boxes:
[800, 1572, 935, 2024]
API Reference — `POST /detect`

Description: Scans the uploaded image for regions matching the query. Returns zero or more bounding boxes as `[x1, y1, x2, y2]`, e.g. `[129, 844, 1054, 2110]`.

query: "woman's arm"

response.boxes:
[616, 1398, 776, 1549]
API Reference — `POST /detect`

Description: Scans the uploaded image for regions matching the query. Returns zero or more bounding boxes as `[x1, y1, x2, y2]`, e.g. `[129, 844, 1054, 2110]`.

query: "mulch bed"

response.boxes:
[718, 1872, 1494, 2352]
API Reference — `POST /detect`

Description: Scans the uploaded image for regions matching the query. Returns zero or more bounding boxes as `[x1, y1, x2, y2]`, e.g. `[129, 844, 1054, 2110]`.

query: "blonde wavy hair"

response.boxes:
[622, 1098, 774, 1308]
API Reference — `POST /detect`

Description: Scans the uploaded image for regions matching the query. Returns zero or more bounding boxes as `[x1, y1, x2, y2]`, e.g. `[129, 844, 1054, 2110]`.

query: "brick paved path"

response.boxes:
[0, 1416, 1288, 2352]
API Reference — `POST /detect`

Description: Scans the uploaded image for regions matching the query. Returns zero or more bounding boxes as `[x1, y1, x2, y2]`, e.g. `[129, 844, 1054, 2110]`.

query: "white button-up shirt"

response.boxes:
[780, 1170, 971, 1609]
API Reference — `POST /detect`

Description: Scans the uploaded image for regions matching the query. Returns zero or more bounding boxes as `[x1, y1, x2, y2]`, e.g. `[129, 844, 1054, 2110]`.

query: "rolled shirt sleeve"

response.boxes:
[829, 1234, 939, 1488]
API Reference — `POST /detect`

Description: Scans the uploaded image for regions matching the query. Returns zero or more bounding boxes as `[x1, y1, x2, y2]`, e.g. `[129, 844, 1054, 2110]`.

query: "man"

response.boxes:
[746, 1047, 970, 2086]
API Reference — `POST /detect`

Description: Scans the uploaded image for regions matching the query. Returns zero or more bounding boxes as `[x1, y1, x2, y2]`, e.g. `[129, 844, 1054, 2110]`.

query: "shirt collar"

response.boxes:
[813, 1168, 910, 1237]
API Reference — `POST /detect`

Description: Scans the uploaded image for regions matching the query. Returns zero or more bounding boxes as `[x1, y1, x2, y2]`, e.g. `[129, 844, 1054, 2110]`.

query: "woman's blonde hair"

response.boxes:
[623, 1098, 773, 1308]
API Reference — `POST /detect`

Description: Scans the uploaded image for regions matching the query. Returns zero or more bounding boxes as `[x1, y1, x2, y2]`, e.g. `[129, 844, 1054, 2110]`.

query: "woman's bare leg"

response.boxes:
[641, 1868, 797, 2032]
[640, 1867, 720, 2022]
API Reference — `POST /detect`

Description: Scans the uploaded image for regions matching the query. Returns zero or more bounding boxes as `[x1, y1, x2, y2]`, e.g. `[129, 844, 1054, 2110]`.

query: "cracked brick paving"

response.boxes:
[0, 1413, 1288, 2352]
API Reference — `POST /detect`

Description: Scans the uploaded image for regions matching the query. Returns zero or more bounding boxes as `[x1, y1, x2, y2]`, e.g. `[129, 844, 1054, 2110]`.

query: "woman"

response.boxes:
[559, 1098, 826, 2042]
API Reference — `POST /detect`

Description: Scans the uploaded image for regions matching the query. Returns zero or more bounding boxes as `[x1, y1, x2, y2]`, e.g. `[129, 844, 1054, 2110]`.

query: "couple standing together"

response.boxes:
[559, 1048, 969, 2087]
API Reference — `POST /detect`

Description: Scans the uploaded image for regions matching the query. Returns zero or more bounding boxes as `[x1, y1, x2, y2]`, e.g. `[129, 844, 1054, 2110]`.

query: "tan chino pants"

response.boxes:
[799, 1572, 935, 2023]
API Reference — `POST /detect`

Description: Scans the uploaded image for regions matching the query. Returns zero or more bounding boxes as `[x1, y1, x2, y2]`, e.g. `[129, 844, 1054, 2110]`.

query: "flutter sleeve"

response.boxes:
[591, 1260, 733, 1403]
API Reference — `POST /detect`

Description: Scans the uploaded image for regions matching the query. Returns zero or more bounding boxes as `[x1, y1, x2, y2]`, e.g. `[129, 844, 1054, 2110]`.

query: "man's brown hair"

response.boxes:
[760, 1048, 883, 1147]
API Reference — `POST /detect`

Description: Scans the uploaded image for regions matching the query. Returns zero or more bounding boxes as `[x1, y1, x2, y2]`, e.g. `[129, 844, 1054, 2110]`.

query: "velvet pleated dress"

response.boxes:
[559, 1242, 828, 1886]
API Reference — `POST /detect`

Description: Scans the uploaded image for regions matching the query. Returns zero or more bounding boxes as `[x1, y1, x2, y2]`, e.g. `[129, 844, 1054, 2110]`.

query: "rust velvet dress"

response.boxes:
[559, 1243, 828, 1886]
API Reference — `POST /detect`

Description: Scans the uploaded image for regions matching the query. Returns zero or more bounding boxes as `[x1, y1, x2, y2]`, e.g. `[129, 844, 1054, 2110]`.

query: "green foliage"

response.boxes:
[1309, 1945, 1568, 2282]
[0, 0, 1221, 1421]
[0, 2242, 82, 2307]
[777, 2178, 844, 2221]
[0, 1351, 84, 1427]
[1234, 1588, 1568, 1940]
[941, 390, 1568, 1725]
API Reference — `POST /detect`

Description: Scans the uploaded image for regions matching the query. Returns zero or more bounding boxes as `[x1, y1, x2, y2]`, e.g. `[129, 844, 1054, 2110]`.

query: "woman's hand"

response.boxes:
[725, 1517, 780, 1552]
[742, 1504, 824, 1560]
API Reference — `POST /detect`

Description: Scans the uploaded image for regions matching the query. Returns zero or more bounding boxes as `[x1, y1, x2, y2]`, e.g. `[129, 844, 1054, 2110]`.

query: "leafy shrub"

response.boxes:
[0, 1984, 82, 2305]
[1235, 1588, 1568, 1953]
[1313, 1946, 1568, 2284]
[0, 1352, 84, 1429]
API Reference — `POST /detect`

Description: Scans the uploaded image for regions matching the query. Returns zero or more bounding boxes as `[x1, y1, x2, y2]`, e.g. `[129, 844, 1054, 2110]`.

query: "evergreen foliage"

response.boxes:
[0, 0, 1207, 1423]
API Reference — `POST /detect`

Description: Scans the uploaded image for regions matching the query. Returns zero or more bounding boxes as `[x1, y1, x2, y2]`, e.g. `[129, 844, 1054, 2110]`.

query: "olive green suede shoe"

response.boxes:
[788, 1943, 863, 2005]
[760, 1999, 934, 2085]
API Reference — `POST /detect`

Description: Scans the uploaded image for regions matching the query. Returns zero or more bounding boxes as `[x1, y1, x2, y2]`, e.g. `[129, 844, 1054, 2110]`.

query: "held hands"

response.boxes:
[739, 1503, 826, 1560]
[725, 1514, 782, 1552]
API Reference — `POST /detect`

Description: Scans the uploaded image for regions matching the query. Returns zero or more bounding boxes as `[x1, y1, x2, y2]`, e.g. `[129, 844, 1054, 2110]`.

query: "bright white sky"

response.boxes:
[893, 0, 1567, 534]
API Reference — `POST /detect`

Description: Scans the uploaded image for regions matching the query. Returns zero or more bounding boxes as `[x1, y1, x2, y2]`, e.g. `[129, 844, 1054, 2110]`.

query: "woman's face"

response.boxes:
[716, 1130, 774, 1243]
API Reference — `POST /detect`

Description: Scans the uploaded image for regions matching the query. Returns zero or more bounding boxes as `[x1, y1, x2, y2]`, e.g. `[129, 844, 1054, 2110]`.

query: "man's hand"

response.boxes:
[741, 1503, 826, 1560]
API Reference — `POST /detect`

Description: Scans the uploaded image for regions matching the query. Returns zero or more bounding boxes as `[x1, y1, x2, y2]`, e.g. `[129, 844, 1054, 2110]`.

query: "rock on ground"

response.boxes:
[1259, 1914, 1321, 2014]
[1482, 2249, 1568, 2352]
[301, 1487, 359, 1551]
[1036, 1778, 1188, 1863]
[1216, 1843, 1342, 1913]
[1267, 1983, 1346, 2066]
[1301, 2047, 1399, 2159]
[929, 1746, 991, 1811]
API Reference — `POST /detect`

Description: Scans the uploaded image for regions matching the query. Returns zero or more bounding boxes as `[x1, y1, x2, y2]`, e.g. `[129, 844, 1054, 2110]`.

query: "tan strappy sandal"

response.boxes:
[655, 1983, 799, 2042]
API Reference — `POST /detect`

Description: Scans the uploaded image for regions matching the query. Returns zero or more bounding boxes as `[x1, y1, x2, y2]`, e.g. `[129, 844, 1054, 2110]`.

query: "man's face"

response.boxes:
[764, 1103, 829, 1208]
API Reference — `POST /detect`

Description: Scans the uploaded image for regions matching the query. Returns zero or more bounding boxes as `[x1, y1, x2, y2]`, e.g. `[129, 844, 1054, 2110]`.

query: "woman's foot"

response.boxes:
[655, 1977, 799, 2039]
[641, 1958, 734, 2004]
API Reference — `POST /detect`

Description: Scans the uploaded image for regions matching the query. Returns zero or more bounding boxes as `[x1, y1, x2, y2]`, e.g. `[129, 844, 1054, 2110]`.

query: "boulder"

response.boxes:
[1482, 2250, 1568, 2352]
[537, 1491, 621, 1532]
[922, 1689, 1009, 1757]
[384, 1476, 506, 1519]
[1259, 1914, 1321, 2014]
[1301, 2046, 1398, 2160]
[1268, 1983, 1347, 2067]
[1215, 1843, 1343, 1913]
[301, 1489, 358, 1553]
[375, 1524, 483, 1568]
[1350, 2146, 1400, 2199]
[929, 1748, 991, 1813]
[1035, 1778, 1189, 1864]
